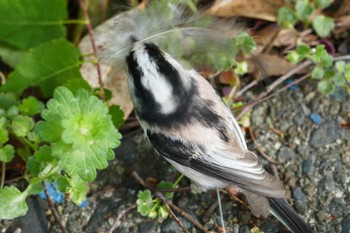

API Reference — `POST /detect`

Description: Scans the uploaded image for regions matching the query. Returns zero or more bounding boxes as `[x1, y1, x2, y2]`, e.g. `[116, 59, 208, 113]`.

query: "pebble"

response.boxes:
[302, 158, 315, 177]
[138, 221, 156, 233]
[292, 187, 307, 214]
[161, 216, 192, 233]
[342, 216, 350, 233]
[278, 146, 296, 161]
[310, 121, 344, 147]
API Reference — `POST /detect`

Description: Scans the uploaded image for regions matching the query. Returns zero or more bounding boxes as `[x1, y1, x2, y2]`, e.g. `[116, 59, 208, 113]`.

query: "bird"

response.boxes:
[123, 42, 314, 233]
[99, 4, 314, 232]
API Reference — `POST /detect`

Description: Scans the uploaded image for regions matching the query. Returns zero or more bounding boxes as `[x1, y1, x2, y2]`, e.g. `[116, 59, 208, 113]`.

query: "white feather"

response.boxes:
[98, 2, 241, 70]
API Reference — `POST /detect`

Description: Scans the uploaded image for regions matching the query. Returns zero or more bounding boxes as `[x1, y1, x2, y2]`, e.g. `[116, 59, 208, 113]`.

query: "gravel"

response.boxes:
[2, 82, 349, 233]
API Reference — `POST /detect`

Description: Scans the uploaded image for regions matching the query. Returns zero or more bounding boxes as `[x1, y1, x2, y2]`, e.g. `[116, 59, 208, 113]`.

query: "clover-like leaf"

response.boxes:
[36, 86, 122, 181]
[277, 6, 298, 28]
[0, 186, 28, 219]
[11, 115, 34, 137]
[19, 96, 45, 116]
[0, 144, 14, 162]
[318, 80, 334, 95]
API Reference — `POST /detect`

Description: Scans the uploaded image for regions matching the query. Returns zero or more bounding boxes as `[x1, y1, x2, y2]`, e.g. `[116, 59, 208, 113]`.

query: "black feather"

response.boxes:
[269, 198, 314, 233]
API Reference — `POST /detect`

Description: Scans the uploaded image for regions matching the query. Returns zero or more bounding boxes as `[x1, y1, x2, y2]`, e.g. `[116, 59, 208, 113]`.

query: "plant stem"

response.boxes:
[1, 162, 5, 189]
[173, 174, 184, 188]
[43, 181, 68, 233]
[78, 0, 105, 102]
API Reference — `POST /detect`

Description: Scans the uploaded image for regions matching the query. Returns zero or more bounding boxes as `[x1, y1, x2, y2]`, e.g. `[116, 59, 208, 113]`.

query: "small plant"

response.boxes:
[277, 0, 335, 38]
[286, 44, 350, 95]
[136, 175, 183, 219]
[0, 87, 122, 219]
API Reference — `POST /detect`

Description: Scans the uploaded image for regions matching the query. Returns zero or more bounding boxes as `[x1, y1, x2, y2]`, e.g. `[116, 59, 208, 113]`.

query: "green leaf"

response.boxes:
[138, 190, 152, 204]
[295, 0, 314, 21]
[56, 176, 70, 193]
[333, 73, 346, 86]
[0, 0, 67, 49]
[26, 156, 40, 175]
[37, 87, 121, 181]
[0, 39, 83, 97]
[109, 105, 125, 129]
[233, 32, 256, 54]
[296, 44, 311, 59]
[286, 51, 300, 64]
[335, 61, 346, 73]
[11, 115, 34, 137]
[311, 45, 333, 67]
[64, 78, 92, 94]
[0, 186, 28, 219]
[156, 181, 174, 199]
[311, 66, 325, 79]
[277, 6, 298, 28]
[34, 146, 54, 162]
[315, 0, 334, 9]
[19, 97, 45, 116]
[318, 80, 335, 95]
[158, 205, 169, 219]
[137, 202, 151, 216]
[234, 61, 248, 75]
[68, 176, 88, 204]
[0, 129, 8, 144]
[28, 178, 44, 195]
[0, 144, 15, 162]
[0, 42, 26, 67]
[0, 93, 18, 110]
[312, 15, 335, 38]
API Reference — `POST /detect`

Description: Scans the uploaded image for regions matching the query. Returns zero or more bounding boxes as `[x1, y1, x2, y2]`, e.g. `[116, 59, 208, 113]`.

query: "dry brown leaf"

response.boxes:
[207, 0, 288, 22]
[79, 15, 133, 119]
[254, 54, 295, 77]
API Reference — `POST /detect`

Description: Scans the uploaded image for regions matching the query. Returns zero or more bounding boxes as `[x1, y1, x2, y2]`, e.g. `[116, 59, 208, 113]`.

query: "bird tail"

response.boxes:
[268, 198, 314, 233]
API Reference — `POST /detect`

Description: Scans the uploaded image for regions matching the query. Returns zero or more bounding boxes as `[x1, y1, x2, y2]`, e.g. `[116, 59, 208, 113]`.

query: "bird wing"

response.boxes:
[147, 130, 285, 198]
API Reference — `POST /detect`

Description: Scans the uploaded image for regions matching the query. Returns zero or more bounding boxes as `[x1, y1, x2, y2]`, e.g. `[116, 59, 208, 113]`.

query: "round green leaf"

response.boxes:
[317, 80, 335, 95]
[312, 15, 335, 38]
[0, 186, 28, 219]
[311, 66, 325, 79]
[0, 144, 14, 162]
[277, 6, 298, 28]
[11, 115, 34, 137]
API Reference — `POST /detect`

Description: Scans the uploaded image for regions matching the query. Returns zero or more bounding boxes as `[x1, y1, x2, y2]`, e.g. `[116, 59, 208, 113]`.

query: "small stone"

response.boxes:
[138, 221, 156, 233]
[294, 112, 305, 126]
[309, 113, 322, 124]
[302, 158, 315, 177]
[292, 187, 307, 214]
[329, 101, 341, 115]
[341, 216, 350, 233]
[278, 147, 296, 161]
[238, 225, 251, 233]
[161, 216, 192, 233]
[310, 121, 344, 147]
[319, 175, 336, 192]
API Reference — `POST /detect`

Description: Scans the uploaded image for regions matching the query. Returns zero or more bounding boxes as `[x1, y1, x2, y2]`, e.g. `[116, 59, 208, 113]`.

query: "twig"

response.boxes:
[202, 198, 218, 222]
[156, 192, 190, 233]
[166, 199, 209, 233]
[78, 0, 105, 101]
[235, 79, 258, 97]
[131, 171, 209, 233]
[236, 63, 311, 121]
[108, 203, 137, 233]
[42, 182, 68, 233]
[156, 187, 191, 193]
[1, 162, 5, 189]
[248, 128, 279, 164]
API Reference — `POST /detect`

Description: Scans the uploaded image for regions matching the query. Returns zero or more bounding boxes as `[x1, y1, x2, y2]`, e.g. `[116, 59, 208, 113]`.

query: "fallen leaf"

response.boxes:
[208, 0, 289, 22]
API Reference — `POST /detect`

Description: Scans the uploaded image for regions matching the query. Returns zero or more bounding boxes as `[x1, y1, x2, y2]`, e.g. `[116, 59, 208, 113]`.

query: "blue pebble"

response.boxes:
[309, 114, 322, 124]
[286, 79, 298, 91]
[38, 182, 64, 204]
[78, 199, 89, 208]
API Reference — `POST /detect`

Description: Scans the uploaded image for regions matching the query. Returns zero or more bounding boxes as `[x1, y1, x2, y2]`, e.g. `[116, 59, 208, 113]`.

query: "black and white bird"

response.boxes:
[101, 5, 314, 233]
